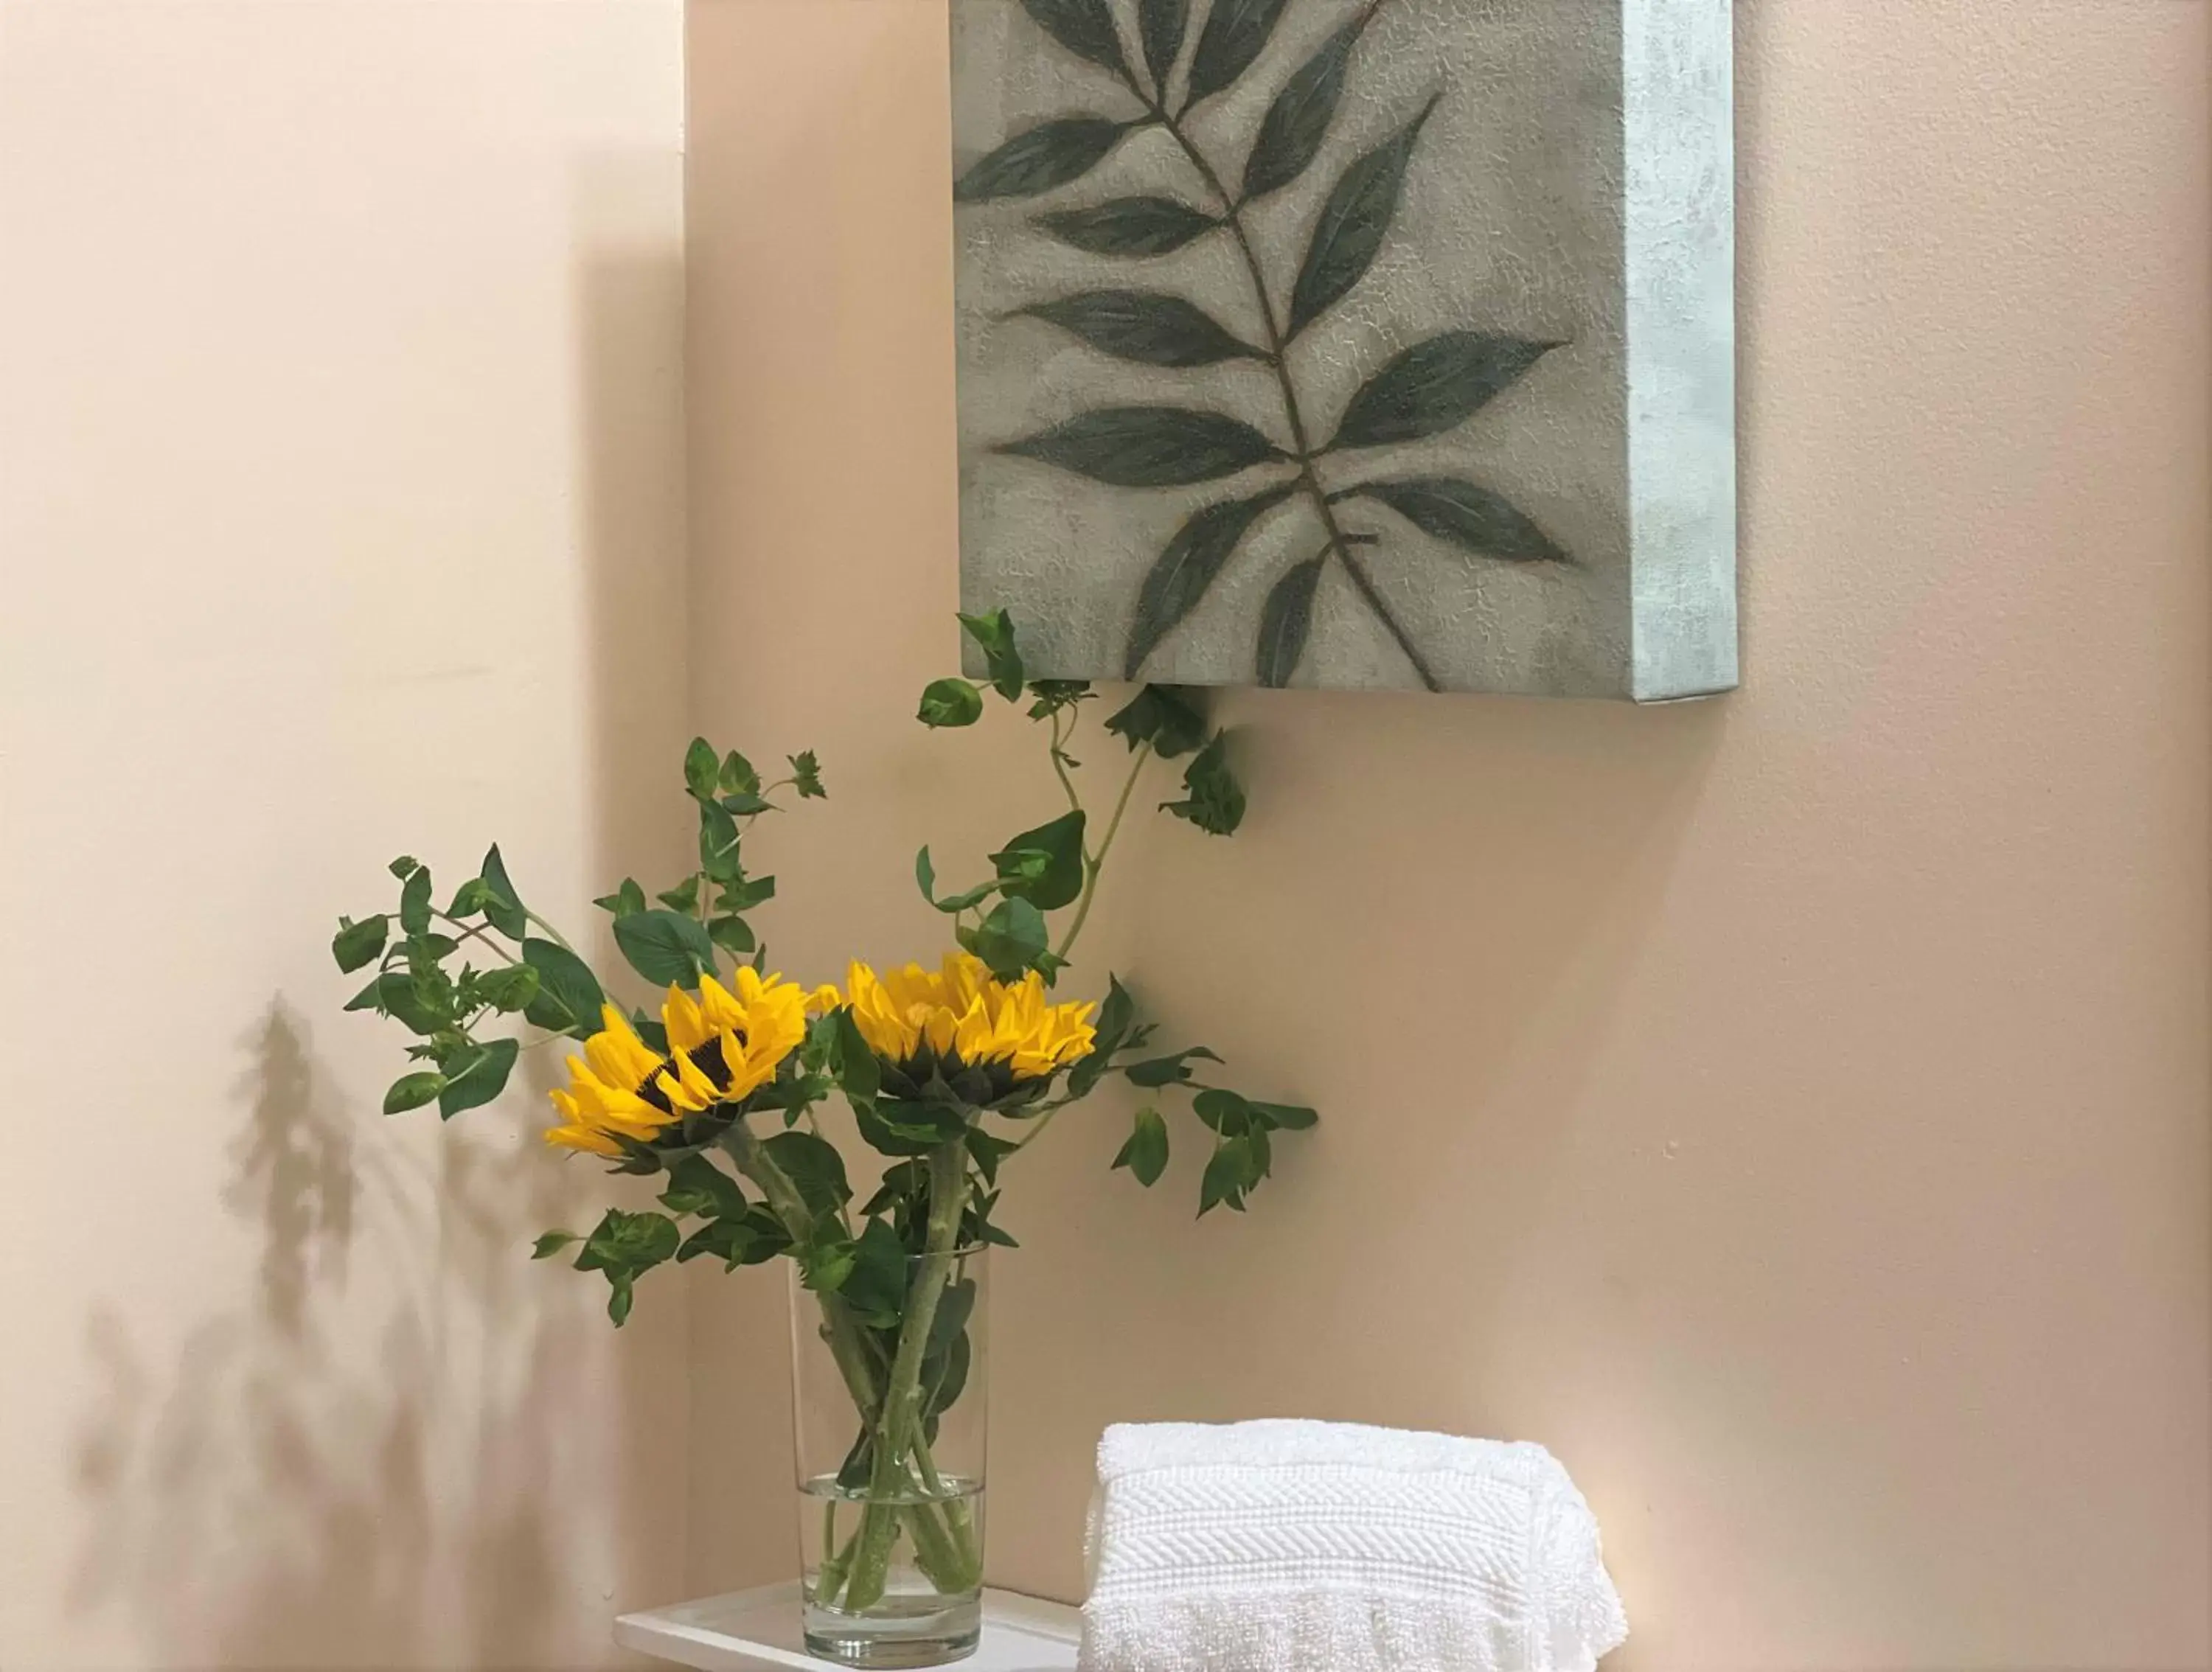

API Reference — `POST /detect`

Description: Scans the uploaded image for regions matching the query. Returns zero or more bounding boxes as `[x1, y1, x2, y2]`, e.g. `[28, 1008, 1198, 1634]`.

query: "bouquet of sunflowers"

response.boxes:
[329, 613, 1313, 1657]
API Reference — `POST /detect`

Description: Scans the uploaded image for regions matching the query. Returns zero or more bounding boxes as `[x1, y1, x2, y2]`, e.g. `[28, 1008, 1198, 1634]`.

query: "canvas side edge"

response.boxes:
[1624, 0, 1739, 702]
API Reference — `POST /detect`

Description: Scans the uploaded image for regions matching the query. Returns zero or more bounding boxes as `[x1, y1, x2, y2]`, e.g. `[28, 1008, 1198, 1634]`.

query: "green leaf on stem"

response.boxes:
[708, 915, 756, 958]
[919, 678, 985, 729]
[1067, 975, 1138, 1097]
[472, 964, 540, 1014]
[383, 1071, 444, 1114]
[698, 799, 742, 881]
[531, 1231, 579, 1260]
[1124, 1045, 1222, 1087]
[1110, 1106, 1170, 1186]
[1104, 685, 1209, 759]
[684, 736, 720, 799]
[398, 865, 433, 936]
[476, 845, 528, 938]
[788, 750, 827, 798]
[333, 915, 389, 974]
[839, 1219, 909, 1328]
[991, 809, 1087, 912]
[438, 1037, 518, 1118]
[388, 855, 422, 880]
[613, 909, 714, 989]
[969, 896, 1051, 983]
[831, 1011, 883, 1109]
[521, 938, 605, 1036]
[1161, 734, 1245, 835]
[1199, 1137, 1252, 1215]
[659, 1153, 748, 1220]
[1192, 1087, 1253, 1133]
[594, 878, 647, 919]
[1252, 1101, 1318, 1130]
[959, 607, 1026, 700]
[761, 1130, 852, 1214]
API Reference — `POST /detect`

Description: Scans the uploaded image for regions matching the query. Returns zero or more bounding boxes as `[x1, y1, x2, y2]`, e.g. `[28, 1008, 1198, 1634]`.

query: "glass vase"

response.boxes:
[788, 1244, 988, 1668]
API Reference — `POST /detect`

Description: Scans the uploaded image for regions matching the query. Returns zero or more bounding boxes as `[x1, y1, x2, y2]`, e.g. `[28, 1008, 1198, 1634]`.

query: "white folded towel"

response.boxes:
[1077, 1420, 1628, 1672]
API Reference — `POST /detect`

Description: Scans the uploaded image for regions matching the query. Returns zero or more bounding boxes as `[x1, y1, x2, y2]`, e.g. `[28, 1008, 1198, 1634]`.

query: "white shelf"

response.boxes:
[615, 1583, 1079, 1672]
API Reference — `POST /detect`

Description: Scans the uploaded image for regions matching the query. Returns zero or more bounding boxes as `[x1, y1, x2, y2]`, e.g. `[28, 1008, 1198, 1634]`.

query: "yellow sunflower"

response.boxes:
[546, 966, 813, 1156]
[842, 952, 1096, 1083]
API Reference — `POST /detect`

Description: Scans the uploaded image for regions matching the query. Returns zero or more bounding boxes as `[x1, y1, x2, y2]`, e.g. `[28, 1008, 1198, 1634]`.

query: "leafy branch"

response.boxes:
[958, 0, 1573, 690]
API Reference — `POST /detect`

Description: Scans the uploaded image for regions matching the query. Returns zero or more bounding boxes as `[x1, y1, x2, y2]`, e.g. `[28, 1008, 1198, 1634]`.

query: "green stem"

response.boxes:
[432, 913, 521, 965]
[1048, 710, 1082, 815]
[723, 1124, 977, 1606]
[841, 1141, 973, 1611]
[524, 909, 577, 952]
[1054, 740, 1152, 962]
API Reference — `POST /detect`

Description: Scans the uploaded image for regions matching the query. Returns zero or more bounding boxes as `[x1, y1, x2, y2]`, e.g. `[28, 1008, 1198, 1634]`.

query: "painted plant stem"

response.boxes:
[1139, 86, 1441, 690]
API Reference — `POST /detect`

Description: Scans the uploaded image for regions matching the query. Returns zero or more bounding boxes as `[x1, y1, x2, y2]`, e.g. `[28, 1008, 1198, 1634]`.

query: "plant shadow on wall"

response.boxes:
[961, 0, 1573, 692]
[66, 1002, 615, 1669]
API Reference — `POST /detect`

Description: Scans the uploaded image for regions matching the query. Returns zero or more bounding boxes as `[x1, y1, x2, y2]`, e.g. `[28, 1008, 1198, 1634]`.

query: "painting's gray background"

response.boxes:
[953, 0, 1735, 697]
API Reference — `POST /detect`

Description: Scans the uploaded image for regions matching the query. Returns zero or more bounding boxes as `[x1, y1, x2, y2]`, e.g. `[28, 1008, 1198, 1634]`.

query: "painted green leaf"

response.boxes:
[1001, 407, 1284, 487]
[1018, 291, 1262, 368]
[1242, 14, 1366, 201]
[1287, 94, 1439, 339]
[955, 117, 1128, 203]
[1138, 0, 1189, 93]
[1186, 0, 1290, 106]
[1036, 197, 1219, 256]
[1329, 332, 1559, 450]
[1124, 487, 1293, 677]
[1021, 0, 1130, 77]
[1256, 555, 1324, 687]
[1341, 476, 1568, 563]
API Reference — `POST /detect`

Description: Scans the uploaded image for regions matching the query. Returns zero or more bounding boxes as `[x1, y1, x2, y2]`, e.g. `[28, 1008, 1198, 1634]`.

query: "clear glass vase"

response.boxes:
[788, 1244, 988, 1668]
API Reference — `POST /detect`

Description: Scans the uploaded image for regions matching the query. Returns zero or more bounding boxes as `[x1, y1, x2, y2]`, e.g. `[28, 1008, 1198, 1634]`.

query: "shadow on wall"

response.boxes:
[64, 160, 695, 1667]
[66, 1003, 615, 1670]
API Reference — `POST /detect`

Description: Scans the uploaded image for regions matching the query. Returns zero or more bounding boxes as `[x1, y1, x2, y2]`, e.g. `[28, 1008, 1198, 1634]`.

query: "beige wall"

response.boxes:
[3, 2, 2205, 1670]
[684, 2, 2212, 1670]
[1, 2, 691, 1667]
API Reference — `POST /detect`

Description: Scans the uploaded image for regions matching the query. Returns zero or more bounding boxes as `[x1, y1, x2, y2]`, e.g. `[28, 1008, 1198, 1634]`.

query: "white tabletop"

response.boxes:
[615, 1583, 1079, 1672]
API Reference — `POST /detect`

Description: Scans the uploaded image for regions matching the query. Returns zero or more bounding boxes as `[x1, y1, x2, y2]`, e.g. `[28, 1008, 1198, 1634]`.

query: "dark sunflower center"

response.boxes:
[632, 1035, 741, 1115]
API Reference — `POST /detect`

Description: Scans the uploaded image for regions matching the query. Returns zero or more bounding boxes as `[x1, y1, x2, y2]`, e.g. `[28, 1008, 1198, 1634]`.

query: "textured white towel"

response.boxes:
[1078, 1420, 1627, 1672]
